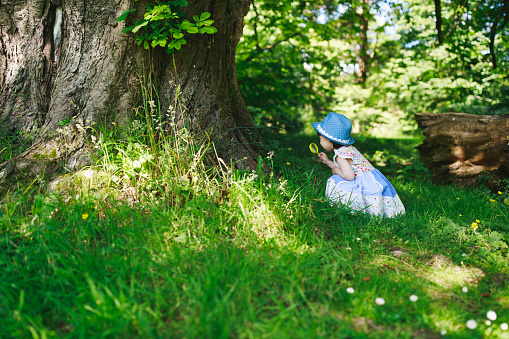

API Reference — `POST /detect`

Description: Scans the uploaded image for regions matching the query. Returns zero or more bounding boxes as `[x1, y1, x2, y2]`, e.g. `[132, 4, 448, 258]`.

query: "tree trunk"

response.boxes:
[415, 113, 509, 187]
[0, 0, 261, 192]
[356, 0, 369, 86]
[434, 0, 444, 45]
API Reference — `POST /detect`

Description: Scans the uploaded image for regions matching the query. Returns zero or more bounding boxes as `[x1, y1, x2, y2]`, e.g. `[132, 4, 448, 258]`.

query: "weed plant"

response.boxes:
[1, 105, 509, 338]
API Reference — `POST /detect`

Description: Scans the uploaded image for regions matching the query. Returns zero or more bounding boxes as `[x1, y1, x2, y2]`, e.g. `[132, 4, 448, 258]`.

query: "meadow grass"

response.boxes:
[1, 118, 508, 338]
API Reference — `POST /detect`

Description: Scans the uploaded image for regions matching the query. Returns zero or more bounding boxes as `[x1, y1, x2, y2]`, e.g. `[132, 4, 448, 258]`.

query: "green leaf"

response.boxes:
[201, 20, 214, 26]
[174, 41, 182, 50]
[186, 27, 198, 34]
[200, 12, 211, 21]
[117, 9, 135, 22]
[166, 46, 174, 54]
[199, 26, 217, 34]
[121, 25, 136, 34]
[143, 40, 149, 49]
[193, 15, 200, 22]
[173, 32, 184, 39]
[132, 20, 148, 33]
[179, 20, 192, 30]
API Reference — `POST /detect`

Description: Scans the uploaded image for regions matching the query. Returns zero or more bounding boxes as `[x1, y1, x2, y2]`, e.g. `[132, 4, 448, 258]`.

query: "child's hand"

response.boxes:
[318, 152, 331, 165]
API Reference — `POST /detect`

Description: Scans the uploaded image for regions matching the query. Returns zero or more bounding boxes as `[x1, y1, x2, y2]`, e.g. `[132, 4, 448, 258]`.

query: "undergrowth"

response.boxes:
[1, 100, 509, 338]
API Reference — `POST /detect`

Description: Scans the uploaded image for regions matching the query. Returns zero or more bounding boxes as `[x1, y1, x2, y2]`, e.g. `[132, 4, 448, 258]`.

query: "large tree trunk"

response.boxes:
[415, 113, 509, 187]
[0, 0, 260, 192]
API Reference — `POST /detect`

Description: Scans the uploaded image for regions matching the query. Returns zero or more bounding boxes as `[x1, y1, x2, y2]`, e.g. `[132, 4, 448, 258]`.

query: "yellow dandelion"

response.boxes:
[82, 213, 89, 220]
[286, 162, 290, 165]
[471, 222, 478, 230]
[243, 157, 247, 160]
[498, 191, 503, 195]
[459, 214, 462, 217]
[457, 197, 460, 200]
[490, 199, 495, 202]
[476, 219, 480, 223]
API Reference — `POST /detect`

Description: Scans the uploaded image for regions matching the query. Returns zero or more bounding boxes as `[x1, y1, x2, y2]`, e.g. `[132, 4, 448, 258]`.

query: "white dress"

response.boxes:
[325, 146, 405, 218]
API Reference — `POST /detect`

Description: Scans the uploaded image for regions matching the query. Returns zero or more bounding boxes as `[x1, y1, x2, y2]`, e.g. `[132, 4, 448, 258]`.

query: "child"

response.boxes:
[313, 112, 405, 218]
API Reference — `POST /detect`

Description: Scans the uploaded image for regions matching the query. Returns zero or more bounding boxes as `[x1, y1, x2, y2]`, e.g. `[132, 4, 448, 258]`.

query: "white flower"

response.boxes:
[461, 253, 467, 257]
[409, 295, 418, 302]
[501, 323, 508, 331]
[75, 194, 80, 200]
[462, 286, 468, 293]
[485, 320, 491, 326]
[64, 197, 70, 203]
[356, 237, 361, 241]
[487, 310, 497, 321]
[440, 329, 447, 336]
[345, 247, 351, 250]
[466, 320, 477, 329]
[346, 287, 354, 294]
[375, 298, 385, 305]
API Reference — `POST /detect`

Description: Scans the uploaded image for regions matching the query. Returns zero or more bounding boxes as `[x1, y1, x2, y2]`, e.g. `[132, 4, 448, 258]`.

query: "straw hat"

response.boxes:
[312, 112, 354, 145]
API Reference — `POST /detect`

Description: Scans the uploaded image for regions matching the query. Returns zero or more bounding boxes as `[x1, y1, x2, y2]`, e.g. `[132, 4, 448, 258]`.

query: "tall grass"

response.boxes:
[1, 96, 509, 338]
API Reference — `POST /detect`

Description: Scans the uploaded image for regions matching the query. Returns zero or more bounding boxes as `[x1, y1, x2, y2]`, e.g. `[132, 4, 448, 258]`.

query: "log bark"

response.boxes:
[0, 0, 261, 193]
[415, 113, 509, 186]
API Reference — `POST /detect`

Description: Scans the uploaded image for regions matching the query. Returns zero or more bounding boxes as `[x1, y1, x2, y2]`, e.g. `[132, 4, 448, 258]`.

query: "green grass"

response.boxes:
[1, 122, 508, 338]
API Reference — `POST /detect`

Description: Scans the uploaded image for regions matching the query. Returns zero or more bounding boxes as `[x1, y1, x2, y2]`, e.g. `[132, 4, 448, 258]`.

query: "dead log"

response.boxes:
[415, 113, 509, 187]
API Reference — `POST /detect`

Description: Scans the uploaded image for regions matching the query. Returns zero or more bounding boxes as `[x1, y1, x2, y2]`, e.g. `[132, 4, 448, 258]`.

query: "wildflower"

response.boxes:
[243, 157, 247, 160]
[487, 310, 497, 321]
[457, 197, 460, 200]
[471, 222, 478, 230]
[440, 330, 447, 336]
[375, 297, 385, 305]
[286, 163, 290, 165]
[462, 286, 468, 293]
[475, 219, 480, 223]
[65, 197, 70, 203]
[75, 194, 80, 200]
[498, 191, 503, 195]
[459, 214, 462, 217]
[486, 320, 492, 326]
[345, 247, 351, 250]
[356, 237, 361, 241]
[501, 323, 508, 331]
[466, 320, 477, 330]
[461, 253, 467, 257]
[490, 199, 495, 202]
[346, 287, 354, 294]
[82, 214, 89, 220]
[409, 295, 418, 302]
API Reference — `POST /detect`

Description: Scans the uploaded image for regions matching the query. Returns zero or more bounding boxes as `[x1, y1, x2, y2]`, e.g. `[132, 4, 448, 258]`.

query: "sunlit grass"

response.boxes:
[1, 115, 508, 337]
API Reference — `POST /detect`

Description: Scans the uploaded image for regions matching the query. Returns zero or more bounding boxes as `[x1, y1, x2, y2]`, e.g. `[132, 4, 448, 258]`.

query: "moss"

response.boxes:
[33, 149, 57, 161]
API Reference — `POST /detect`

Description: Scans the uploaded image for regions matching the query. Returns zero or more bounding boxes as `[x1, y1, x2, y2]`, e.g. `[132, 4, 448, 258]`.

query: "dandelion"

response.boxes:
[346, 287, 354, 294]
[485, 320, 492, 326]
[489, 199, 495, 202]
[459, 214, 462, 217]
[471, 222, 478, 230]
[82, 214, 89, 220]
[462, 286, 468, 293]
[476, 219, 480, 223]
[356, 237, 361, 241]
[498, 191, 503, 195]
[457, 197, 460, 200]
[487, 310, 497, 321]
[466, 320, 477, 330]
[243, 157, 247, 160]
[409, 295, 418, 302]
[345, 247, 352, 250]
[375, 297, 385, 305]
[286, 163, 290, 165]
[501, 323, 508, 331]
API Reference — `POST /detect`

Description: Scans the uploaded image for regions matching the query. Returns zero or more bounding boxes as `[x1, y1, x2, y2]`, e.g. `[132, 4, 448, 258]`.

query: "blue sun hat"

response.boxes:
[312, 112, 354, 145]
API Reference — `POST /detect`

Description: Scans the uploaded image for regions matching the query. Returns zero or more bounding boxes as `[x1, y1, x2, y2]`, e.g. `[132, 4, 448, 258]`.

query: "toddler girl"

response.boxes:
[313, 112, 405, 217]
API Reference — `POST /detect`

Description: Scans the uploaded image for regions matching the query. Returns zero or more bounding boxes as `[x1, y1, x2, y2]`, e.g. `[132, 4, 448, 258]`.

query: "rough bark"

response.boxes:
[415, 113, 509, 186]
[0, 0, 261, 193]
[356, 0, 369, 86]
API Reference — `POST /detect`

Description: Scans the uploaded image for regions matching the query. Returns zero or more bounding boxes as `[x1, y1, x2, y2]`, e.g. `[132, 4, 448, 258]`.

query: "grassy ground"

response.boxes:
[1, 122, 508, 338]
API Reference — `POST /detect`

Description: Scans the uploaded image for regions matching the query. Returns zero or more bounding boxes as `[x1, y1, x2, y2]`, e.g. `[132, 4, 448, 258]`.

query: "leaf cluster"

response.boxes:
[117, 0, 217, 53]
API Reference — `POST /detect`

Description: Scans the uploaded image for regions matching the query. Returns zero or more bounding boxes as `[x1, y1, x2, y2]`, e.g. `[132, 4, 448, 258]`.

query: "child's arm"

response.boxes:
[318, 152, 355, 181]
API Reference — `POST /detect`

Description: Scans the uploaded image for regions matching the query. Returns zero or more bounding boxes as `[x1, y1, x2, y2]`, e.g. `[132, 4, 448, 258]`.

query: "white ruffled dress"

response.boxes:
[325, 146, 405, 218]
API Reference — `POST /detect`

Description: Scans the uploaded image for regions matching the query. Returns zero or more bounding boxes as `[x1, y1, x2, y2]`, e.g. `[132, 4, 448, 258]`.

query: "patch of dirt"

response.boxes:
[427, 254, 454, 268]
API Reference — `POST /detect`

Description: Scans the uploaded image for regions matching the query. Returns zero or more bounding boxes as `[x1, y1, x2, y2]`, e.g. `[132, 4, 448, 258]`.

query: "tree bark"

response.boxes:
[356, 0, 369, 86]
[415, 113, 509, 187]
[0, 0, 261, 192]
[434, 0, 444, 45]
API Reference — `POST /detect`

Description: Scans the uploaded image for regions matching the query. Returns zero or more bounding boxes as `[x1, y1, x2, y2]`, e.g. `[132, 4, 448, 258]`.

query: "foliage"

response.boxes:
[0, 123, 34, 164]
[117, 0, 217, 53]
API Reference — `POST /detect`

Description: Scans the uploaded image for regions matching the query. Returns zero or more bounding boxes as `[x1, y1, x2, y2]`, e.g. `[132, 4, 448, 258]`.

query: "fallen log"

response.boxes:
[415, 113, 509, 187]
